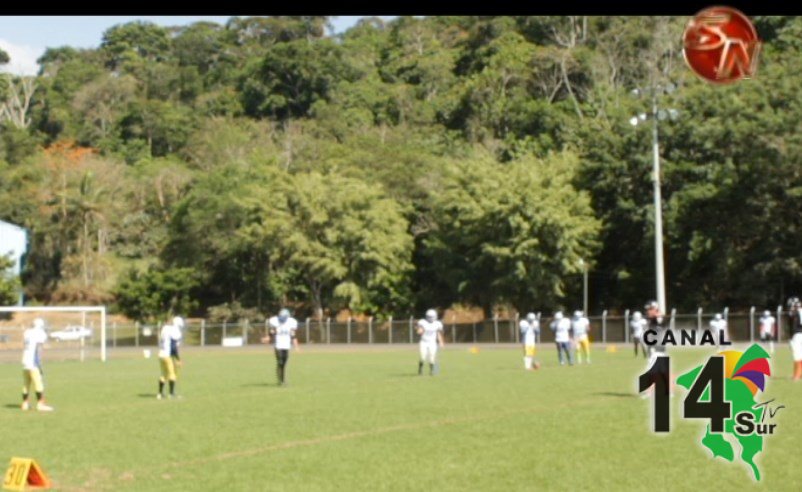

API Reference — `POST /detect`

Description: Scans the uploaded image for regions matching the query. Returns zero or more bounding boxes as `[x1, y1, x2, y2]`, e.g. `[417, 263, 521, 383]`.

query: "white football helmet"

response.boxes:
[425, 309, 438, 322]
[172, 316, 185, 328]
[526, 313, 536, 322]
[278, 308, 290, 322]
[554, 311, 564, 320]
[763, 310, 771, 317]
[632, 311, 642, 320]
[574, 310, 583, 318]
[33, 318, 45, 330]
[713, 313, 722, 321]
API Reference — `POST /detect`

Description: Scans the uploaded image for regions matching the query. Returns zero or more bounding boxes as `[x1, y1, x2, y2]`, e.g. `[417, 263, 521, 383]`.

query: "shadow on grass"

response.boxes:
[4, 404, 22, 409]
[241, 382, 279, 388]
[593, 391, 636, 398]
[388, 373, 424, 378]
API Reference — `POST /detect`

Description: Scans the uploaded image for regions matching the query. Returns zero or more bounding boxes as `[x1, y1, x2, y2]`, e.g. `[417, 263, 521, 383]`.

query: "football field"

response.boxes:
[0, 344, 799, 491]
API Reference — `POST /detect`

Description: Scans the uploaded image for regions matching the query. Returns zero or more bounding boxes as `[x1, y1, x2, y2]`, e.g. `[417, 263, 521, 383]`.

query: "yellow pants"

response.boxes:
[160, 357, 177, 382]
[576, 336, 590, 355]
[22, 368, 44, 393]
[524, 345, 537, 357]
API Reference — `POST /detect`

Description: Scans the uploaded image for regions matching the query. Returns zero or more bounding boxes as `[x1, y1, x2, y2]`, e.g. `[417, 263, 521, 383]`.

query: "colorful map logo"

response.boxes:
[676, 344, 778, 481]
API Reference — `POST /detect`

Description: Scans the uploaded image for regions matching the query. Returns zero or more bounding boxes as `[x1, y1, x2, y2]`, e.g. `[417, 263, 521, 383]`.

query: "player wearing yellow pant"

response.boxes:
[519, 313, 540, 370]
[21, 318, 53, 412]
[572, 311, 591, 364]
[157, 316, 184, 399]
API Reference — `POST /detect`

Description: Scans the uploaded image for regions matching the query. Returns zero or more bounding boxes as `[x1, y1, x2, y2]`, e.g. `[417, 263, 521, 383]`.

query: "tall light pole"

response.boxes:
[579, 258, 588, 315]
[630, 84, 678, 313]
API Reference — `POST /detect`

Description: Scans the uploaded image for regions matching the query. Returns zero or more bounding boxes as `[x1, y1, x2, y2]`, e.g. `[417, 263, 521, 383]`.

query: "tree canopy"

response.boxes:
[1, 15, 799, 320]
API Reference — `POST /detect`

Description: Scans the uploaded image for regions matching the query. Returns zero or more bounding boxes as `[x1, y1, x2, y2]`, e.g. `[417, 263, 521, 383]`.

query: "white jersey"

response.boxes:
[759, 316, 775, 336]
[551, 318, 572, 343]
[418, 319, 443, 344]
[572, 317, 589, 338]
[22, 327, 47, 370]
[519, 320, 539, 346]
[631, 318, 647, 338]
[269, 316, 298, 350]
[710, 319, 727, 333]
[158, 323, 182, 358]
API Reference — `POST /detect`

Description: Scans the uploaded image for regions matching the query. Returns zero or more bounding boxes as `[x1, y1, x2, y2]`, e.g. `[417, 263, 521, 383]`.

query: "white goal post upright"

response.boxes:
[0, 305, 107, 362]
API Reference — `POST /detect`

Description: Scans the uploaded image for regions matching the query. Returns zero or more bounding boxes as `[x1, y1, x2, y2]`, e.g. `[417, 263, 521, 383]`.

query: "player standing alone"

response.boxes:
[630, 311, 648, 358]
[157, 316, 184, 399]
[788, 298, 802, 381]
[759, 310, 776, 354]
[710, 313, 728, 347]
[519, 313, 540, 370]
[572, 310, 591, 364]
[550, 311, 573, 366]
[262, 309, 299, 386]
[21, 318, 53, 411]
[417, 309, 444, 375]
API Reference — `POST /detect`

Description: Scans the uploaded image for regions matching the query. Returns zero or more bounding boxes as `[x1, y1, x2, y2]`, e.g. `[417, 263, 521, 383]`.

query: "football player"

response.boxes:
[21, 318, 53, 411]
[262, 308, 300, 386]
[417, 309, 444, 375]
[519, 313, 540, 370]
[572, 310, 591, 364]
[759, 310, 776, 354]
[630, 311, 648, 358]
[550, 311, 573, 366]
[157, 316, 184, 399]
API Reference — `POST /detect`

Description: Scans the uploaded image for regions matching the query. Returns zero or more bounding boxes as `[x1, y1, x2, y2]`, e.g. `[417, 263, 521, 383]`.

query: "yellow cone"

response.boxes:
[606, 345, 618, 353]
[469, 346, 480, 354]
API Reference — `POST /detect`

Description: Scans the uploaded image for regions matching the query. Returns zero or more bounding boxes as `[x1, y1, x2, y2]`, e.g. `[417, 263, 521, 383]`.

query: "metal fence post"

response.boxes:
[670, 308, 676, 332]
[723, 306, 729, 321]
[697, 307, 703, 332]
[201, 319, 206, 347]
[112, 322, 117, 348]
[305, 318, 310, 343]
[776, 305, 783, 343]
[388, 316, 393, 344]
[624, 310, 630, 343]
[347, 317, 352, 344]
[326, 317, 331, 344]
[602, 310, 608, 343]
[493, 314, 499, 344]
[409, 316, 414, 344]
[368, 316, 373, 344]
[749, 306, 755, 343]
[472, 322, 477, 343]
[223, 320, 227, 341]
[451, 314, 456, 344]
[135, 321, 140, 347]
[243, 319, 249, 345]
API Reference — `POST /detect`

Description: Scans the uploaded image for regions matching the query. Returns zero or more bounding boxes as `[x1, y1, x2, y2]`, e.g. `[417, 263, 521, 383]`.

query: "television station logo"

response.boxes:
[639, 343, 784, 481]
[683, 6, 761, 84]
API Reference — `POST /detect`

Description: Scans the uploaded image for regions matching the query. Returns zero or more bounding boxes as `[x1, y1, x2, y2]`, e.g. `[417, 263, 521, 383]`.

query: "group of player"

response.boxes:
[16, 296, 802, 411]
[517, 310, 592, 370]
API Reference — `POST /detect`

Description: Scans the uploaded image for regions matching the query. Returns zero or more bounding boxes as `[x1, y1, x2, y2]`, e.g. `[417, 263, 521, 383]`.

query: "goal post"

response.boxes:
[0, 305, 107, 362]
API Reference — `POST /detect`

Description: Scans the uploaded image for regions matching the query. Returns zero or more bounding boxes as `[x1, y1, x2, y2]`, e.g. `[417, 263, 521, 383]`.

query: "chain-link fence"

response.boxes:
[92, 305, 790, 350]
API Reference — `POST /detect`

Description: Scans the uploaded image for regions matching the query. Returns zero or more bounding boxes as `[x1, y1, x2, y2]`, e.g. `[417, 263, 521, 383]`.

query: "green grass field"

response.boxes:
[0, 344, 799, 491]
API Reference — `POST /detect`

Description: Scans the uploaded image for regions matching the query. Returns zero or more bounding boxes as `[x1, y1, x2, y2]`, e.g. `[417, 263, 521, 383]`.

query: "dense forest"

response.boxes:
[1, 16, 801, 321]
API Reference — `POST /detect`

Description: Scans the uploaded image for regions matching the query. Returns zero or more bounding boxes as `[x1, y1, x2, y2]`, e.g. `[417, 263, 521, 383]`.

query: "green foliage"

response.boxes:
[0, 254, 20, 305]
[114, 266, 199, 321]
[5, 16, 802, 314]
[425, 151, 600, 313]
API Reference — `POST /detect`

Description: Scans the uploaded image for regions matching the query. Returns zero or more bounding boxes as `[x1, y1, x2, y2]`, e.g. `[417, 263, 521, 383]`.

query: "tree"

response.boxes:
[243, 171, 414, 317]
[115, 266, 199, 322]
[424, 150, 600, 314]
[0, 254, 20, 305]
